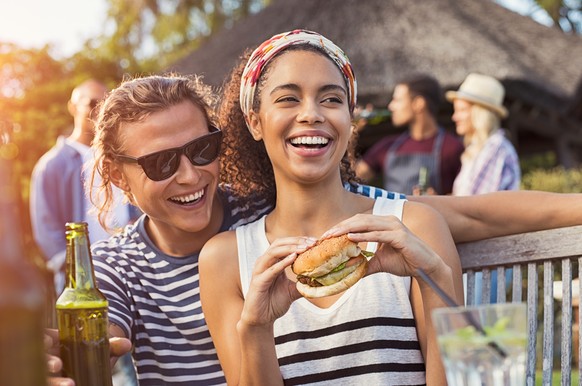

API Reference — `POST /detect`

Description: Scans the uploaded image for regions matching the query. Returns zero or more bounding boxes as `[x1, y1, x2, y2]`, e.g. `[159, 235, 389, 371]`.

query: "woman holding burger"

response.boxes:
[199, 29, 463, 385]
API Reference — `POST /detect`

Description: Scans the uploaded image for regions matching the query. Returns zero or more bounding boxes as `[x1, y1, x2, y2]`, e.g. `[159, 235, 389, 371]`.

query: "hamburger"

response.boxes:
[292, 234, 369, 298]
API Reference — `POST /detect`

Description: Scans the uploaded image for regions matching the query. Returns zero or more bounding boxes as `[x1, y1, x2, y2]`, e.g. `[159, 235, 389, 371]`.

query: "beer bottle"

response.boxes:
[416, 166, 429, 195]
[56, 222, 113, 386]
[0, 124, 47, 386]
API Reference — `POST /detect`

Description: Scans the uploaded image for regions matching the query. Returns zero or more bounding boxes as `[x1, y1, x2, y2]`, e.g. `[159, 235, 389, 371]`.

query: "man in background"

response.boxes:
[29, 79, 138, 293]
[356, 74, 464, 195]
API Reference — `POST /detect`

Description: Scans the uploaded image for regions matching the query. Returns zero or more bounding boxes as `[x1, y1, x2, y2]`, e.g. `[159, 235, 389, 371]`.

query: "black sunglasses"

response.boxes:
[114, 126, 223, 181]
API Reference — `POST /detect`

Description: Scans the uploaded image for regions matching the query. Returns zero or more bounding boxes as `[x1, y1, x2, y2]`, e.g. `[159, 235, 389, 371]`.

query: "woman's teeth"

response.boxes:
[170, 189, 204, 204]
[290, 136, 329, 146]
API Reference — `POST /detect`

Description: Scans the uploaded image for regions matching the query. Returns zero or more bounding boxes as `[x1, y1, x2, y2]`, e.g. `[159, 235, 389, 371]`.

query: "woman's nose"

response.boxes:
[296, 100, 324, 124]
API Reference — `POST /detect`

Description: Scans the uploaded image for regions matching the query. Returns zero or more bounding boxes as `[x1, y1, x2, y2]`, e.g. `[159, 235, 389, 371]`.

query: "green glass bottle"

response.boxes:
[56, 222, 113, 386]
[417, 166, 429, 195]
[0, 125, 47, 386]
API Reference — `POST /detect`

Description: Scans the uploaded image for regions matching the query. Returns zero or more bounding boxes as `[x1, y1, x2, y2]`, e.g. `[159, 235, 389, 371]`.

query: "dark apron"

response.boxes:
[383, 129, 444, 195]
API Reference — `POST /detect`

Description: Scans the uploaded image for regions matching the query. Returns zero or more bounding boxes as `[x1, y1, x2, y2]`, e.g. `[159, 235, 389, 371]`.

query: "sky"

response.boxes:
[0, 0, 109, 57]
[0, 0, 551, 58]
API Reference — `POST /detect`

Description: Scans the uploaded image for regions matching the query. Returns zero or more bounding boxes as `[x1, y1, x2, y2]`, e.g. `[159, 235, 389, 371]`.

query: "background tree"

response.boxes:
[91, 0, 271, 73]
[1, 0, 271, 266]
[1, 0, 578, 271]
[0, 43, 122, 264]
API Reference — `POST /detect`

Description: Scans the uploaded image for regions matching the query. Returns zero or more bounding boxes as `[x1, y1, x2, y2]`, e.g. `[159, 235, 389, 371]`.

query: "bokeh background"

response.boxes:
[1, 0, 581, 273]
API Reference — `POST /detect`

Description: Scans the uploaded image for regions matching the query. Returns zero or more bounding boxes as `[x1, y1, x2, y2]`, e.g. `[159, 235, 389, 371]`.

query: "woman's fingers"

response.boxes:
[322, 214, 401, 239]
[252, 237, 316, 274]
[242, 237, 316, 326]
[322, 214, 443, 277]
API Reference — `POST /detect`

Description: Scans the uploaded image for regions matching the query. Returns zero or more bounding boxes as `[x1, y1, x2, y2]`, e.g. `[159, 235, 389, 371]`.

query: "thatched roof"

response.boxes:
[170, 0, 582, 105]
[169, 0, 582, 167]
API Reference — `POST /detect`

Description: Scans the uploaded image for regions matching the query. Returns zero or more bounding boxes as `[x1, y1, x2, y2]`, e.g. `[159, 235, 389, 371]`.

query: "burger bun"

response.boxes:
[292, 234, 368, 298]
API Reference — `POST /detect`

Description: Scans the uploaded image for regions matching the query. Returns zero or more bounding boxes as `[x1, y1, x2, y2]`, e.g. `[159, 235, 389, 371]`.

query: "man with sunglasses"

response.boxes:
[30, 79, 140, 294]
[42, 75, 254, 386]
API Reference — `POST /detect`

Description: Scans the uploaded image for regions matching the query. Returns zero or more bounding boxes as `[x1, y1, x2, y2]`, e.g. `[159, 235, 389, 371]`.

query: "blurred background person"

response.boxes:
[30, 79, 139, 294]
[446, 73, 521, 195]
[446, 73, 521, 304]
[30, 79, 140, 385]
[353, 102, 376, 132]
[356, 74, 463, 195]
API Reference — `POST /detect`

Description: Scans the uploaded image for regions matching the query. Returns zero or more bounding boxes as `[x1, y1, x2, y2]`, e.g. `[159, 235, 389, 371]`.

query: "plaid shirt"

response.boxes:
[453, 130, 521, 195]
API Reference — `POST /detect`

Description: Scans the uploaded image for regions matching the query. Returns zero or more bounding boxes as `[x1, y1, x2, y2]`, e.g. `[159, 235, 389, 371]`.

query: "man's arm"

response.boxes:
[410, 191, 582, 243]
[30, 164, 68, 261]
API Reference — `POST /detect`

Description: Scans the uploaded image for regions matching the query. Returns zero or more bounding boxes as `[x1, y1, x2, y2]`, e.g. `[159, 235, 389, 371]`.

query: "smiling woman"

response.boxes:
[0, 0, 107, 57]
[199, 29, 464, 385]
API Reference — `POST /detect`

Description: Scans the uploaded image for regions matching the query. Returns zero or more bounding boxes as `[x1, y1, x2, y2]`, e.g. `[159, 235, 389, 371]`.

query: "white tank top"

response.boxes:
[236, 198, 426, 385]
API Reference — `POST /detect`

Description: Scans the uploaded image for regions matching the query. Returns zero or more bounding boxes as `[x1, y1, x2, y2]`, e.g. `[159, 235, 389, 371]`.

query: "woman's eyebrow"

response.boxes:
[320, 84, 347, 95]
[269, 83, 300, 95]
[269, 83, 347, 95]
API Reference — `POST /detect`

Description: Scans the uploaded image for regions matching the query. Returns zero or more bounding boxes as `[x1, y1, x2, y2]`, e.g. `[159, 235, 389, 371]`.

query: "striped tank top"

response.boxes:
[236, 198, 426, 385]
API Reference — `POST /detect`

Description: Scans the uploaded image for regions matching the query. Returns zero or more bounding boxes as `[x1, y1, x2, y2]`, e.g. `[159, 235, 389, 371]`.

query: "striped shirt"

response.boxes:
[92, 184, 404, 385]
[236, 198, 426, 385]
[452, 130, 521, 195]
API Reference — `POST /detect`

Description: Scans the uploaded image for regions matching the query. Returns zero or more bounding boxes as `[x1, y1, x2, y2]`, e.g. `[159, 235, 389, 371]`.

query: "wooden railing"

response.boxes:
[456, 225, 582, 385]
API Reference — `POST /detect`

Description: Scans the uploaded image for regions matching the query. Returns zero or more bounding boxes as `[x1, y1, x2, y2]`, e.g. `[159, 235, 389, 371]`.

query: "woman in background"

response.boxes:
[447, 73, 520, 195]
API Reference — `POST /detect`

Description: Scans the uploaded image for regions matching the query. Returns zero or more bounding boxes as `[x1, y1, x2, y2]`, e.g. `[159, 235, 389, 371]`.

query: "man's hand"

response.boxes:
[45, 328, 132, 386]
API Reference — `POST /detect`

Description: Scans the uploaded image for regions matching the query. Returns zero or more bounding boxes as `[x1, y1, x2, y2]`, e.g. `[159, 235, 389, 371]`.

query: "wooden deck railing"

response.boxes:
[456, 225, 582, 385]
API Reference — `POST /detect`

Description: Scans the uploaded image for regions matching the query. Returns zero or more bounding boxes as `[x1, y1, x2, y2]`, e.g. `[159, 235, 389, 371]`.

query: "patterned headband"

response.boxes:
[239, 29, 357, 127]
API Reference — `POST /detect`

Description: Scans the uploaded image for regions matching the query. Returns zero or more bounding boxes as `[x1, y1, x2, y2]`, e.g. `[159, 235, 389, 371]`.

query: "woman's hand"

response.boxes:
[321, 213, 445, 278]
[241, 237, 316, 327]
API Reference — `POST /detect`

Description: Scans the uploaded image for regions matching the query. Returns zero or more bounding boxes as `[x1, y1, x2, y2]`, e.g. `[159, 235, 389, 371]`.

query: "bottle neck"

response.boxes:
[418, 166, 428, 188]
[64, 225, 98, 289]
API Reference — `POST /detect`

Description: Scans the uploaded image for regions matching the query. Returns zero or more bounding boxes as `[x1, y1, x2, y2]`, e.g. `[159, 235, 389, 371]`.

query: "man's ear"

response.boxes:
[107, 159, 130, 192]
[412, 96, 426, 113]
[248, 111, 263, 141]
[67, 99, 76, 117]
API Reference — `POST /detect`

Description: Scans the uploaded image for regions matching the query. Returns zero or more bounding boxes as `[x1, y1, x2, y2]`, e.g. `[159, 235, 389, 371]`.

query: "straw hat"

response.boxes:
[446, 73, 508, 118]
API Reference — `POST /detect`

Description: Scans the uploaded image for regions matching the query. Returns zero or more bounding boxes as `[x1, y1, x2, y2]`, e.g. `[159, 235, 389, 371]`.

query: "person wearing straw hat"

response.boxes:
[446, 73, 521, 196]
[446, 73, 521, 305]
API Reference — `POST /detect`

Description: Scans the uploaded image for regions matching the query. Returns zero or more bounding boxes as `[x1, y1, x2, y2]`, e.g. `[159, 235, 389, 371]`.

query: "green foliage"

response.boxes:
[521, 166, 582, 193]
[0, 44, 123, 265]
[519, 151, 558, 175]
[1, 0, 274, 266]
[535, 370, 579, 385]
[533, 0, 581, 33]
[519, 151, 582, 193]
[97, 0, 271, 71]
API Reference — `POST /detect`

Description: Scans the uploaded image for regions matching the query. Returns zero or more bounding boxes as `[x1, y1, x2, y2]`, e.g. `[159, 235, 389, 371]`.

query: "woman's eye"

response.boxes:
[322, 96, 343, 104]
[276, 96, 299, 103]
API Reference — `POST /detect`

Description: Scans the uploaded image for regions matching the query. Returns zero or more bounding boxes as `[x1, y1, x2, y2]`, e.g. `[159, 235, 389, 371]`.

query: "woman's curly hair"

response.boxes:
[218, 46, 361, 209]
[90, 73, 217, 232]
